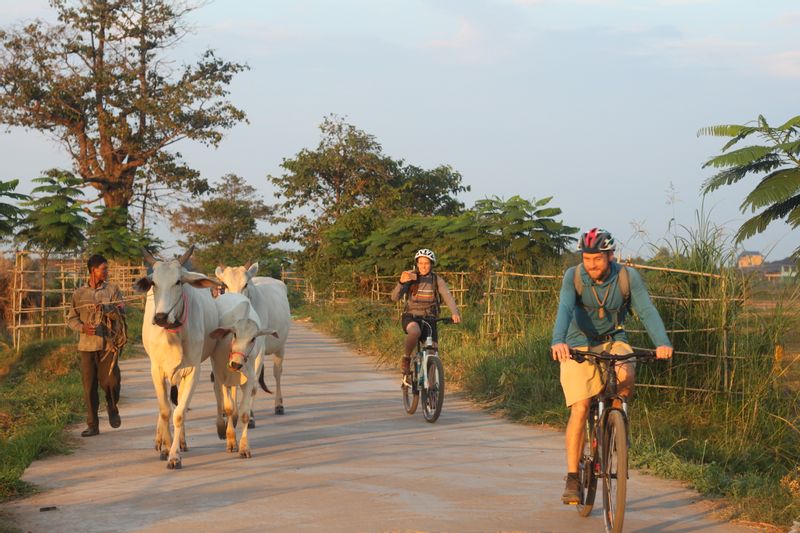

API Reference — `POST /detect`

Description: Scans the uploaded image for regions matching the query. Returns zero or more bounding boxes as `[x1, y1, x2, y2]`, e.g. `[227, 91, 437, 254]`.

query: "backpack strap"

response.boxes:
[573, 263, 631, 315]
[573, 264, 584, 301]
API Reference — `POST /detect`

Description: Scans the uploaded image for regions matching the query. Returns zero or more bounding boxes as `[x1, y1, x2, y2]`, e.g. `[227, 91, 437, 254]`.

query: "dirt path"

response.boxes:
[6, 321, 761, 532]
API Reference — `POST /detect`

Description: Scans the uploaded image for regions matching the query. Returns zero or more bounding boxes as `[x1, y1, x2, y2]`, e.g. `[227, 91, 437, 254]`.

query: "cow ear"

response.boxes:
[215, 266, 225, 279]
[210, 328, 232, 339]
[256, 329, 280, 339]
[182, 272, 221, 289]
[133, 276, 153, 293]
[247, 262, 259, 279]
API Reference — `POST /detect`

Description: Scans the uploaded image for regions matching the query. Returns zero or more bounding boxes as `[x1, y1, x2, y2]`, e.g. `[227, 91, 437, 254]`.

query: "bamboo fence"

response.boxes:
[8, 251, 147, 350]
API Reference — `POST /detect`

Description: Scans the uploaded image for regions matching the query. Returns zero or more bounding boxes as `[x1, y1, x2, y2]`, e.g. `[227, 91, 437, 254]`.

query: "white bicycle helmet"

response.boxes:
[414, 248, 437, 265]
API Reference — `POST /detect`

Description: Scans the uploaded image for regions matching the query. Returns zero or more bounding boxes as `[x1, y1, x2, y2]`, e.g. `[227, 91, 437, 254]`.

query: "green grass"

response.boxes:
[298, 299, 800, 529]
[0, 338, 84, 501]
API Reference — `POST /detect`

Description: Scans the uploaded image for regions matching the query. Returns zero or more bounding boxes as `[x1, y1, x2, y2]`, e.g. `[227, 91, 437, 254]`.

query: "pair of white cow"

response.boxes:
[134, 247, 290, 469]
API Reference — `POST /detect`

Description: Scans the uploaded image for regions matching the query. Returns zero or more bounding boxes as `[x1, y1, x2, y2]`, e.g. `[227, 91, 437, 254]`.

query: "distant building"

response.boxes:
[737, 251, 764, 269]
[763, 258, 798, 282]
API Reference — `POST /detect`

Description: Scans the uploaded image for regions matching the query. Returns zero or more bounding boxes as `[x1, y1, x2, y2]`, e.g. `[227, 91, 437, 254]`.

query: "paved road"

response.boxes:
[6, 321, 760, 533]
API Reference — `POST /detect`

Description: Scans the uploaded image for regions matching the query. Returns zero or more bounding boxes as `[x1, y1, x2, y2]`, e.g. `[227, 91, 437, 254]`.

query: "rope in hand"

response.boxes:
[98, 305, 127, 379]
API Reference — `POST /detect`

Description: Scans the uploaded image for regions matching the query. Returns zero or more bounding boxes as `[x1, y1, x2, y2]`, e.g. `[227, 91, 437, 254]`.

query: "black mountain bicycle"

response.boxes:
[402, 317, 453, 423]
[569, 348, 658, 533]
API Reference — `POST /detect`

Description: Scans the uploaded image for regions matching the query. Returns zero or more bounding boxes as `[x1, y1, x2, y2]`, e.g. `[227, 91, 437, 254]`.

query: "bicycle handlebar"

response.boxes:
[568, 348, 657, 364]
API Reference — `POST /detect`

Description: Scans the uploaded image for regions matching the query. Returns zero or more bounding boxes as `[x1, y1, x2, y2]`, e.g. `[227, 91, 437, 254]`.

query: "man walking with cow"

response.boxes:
[67, 254, 127, 437]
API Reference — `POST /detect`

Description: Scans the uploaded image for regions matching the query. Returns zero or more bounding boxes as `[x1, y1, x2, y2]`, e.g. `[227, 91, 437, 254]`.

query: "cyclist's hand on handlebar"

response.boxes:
[452, 314, 461, 324]
[551, 343, 571, 362]
[399, 270, 417, 283]
[656, 345, 673, 359]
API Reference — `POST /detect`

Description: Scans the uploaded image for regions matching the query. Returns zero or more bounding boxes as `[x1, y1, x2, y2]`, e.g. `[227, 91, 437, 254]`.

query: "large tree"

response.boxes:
[699, 114, 800, 254]
[269, 115, 470, 244]
[170, 174, 282, 275]
[0, 0, 247, 211]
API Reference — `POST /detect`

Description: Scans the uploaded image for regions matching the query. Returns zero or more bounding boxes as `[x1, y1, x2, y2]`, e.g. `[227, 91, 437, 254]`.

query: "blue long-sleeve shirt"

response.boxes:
[551, 262, 671, 348]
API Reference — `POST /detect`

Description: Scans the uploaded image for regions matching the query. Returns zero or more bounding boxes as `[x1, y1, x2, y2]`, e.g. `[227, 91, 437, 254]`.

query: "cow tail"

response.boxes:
[258, 366, 272, 394]
[170, 385, 179, 406]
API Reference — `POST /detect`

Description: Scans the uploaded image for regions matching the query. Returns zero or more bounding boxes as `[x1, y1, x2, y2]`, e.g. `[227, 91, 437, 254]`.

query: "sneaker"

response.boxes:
[81, 426, 99, 437]
[561, 474, 581, 504]
[109, 410, 121, 429]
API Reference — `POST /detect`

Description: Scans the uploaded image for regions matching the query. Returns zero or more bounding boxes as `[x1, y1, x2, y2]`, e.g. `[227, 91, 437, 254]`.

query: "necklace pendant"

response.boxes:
[598, 308, 605, 319]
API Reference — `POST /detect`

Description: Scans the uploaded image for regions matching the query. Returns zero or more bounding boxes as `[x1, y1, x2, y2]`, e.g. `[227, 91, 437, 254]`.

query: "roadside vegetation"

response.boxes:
[296, 225, 800, 528]
[0, 307, 143, 503]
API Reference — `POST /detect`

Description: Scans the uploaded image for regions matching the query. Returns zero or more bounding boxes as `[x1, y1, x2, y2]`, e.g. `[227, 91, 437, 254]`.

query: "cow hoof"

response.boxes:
[247, 419, 255, 429]
[239, 450, 251, 459]
[227, 444, 237, 453]
[159, 450, 169, 461]
[167, 459, 182, 470]
[180, 443, 188, 452]
[275, 405, 284, 415]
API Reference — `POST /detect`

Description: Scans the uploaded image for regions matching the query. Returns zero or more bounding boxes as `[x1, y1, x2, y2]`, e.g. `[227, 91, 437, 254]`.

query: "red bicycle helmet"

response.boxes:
[578, 228, 616, 253]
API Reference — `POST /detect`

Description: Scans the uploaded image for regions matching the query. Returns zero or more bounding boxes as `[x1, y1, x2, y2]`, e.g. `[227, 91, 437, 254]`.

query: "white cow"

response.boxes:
[209, 293, 278, 458]
[134, 246, 224, 469]
[215, 263, 291, 415]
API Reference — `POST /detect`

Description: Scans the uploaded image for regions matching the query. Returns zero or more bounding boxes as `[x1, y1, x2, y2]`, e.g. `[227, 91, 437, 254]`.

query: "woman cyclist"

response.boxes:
[391, 249, 461, 385]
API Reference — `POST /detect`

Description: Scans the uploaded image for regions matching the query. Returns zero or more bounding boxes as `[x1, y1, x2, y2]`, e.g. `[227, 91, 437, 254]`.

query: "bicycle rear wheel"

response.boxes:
[421, 356, 444, 423]
[576, 404, 598, 517]
[602, 409, 628, 533]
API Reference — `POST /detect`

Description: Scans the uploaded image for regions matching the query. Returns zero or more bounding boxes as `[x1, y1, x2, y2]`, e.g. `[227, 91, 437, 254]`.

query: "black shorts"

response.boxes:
[401, 314, 438, 342]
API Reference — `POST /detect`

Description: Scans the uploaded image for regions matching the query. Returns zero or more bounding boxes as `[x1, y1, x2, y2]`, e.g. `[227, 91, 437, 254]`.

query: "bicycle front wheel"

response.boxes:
[576, 405, 598, 517]
[421, 356, 444, 423]
[402, 369, 419, 414]
[602, 409, 628, 533]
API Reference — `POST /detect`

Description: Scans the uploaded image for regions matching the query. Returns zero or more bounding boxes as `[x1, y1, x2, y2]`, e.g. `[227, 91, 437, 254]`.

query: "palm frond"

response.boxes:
[701, 156, 783, 194]
[697, 124, 754, 138]
[776, 139, 800, 156]
[740, 168, 800, 211]
[701, 145, 774, 169]
[734, 195, 800, 242]
[777, 115, 800, 131]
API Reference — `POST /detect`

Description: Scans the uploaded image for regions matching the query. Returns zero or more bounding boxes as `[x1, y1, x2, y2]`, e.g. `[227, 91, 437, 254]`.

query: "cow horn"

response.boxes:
[142, 248, 158, 266]
[178, 245, 195, 266]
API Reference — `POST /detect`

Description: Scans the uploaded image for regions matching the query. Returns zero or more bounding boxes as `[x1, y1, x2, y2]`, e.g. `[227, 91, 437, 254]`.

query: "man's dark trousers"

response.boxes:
[80, 350, 121, 429]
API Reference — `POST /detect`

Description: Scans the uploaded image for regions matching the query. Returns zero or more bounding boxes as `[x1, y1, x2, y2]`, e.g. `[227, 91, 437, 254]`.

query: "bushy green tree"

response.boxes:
[170, 174, 283, 275]
[270, 115, 470, 243]
[86, 206, 161, 261]
[16, 170, 87, 257]
[361, 196, 577, 275]
[0, 178, 27, 241]
[699, 114, 800, 255]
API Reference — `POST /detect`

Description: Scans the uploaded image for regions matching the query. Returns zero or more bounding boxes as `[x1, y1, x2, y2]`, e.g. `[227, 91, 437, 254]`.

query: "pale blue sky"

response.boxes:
[1, 0, 798, 259]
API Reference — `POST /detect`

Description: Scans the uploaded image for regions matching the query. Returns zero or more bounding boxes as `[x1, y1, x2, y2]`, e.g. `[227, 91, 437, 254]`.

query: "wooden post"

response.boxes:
[60, 262, 67, 338]
[11, 251, 19, 351]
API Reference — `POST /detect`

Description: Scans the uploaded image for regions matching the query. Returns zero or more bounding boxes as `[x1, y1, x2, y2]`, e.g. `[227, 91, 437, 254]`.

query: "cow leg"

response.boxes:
[224, 385, 237, 453]
[168, 366, 199, 470]
[212, 360, 226, 440]
[273, 350, 285, 415]
[238, 379, 256, 458]
[151, 364, 172, 461]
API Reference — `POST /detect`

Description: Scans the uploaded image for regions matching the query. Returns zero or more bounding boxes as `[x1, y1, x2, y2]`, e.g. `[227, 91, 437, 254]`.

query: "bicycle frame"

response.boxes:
[570, 348, 658, 532]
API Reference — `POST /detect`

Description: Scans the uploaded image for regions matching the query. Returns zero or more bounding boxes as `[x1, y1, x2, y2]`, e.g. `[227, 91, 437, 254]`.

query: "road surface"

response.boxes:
[6, 321, 761, 532]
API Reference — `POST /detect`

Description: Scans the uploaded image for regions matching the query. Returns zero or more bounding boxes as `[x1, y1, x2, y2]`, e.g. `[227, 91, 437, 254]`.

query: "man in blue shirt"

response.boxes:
[551, 228, 673, 504]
